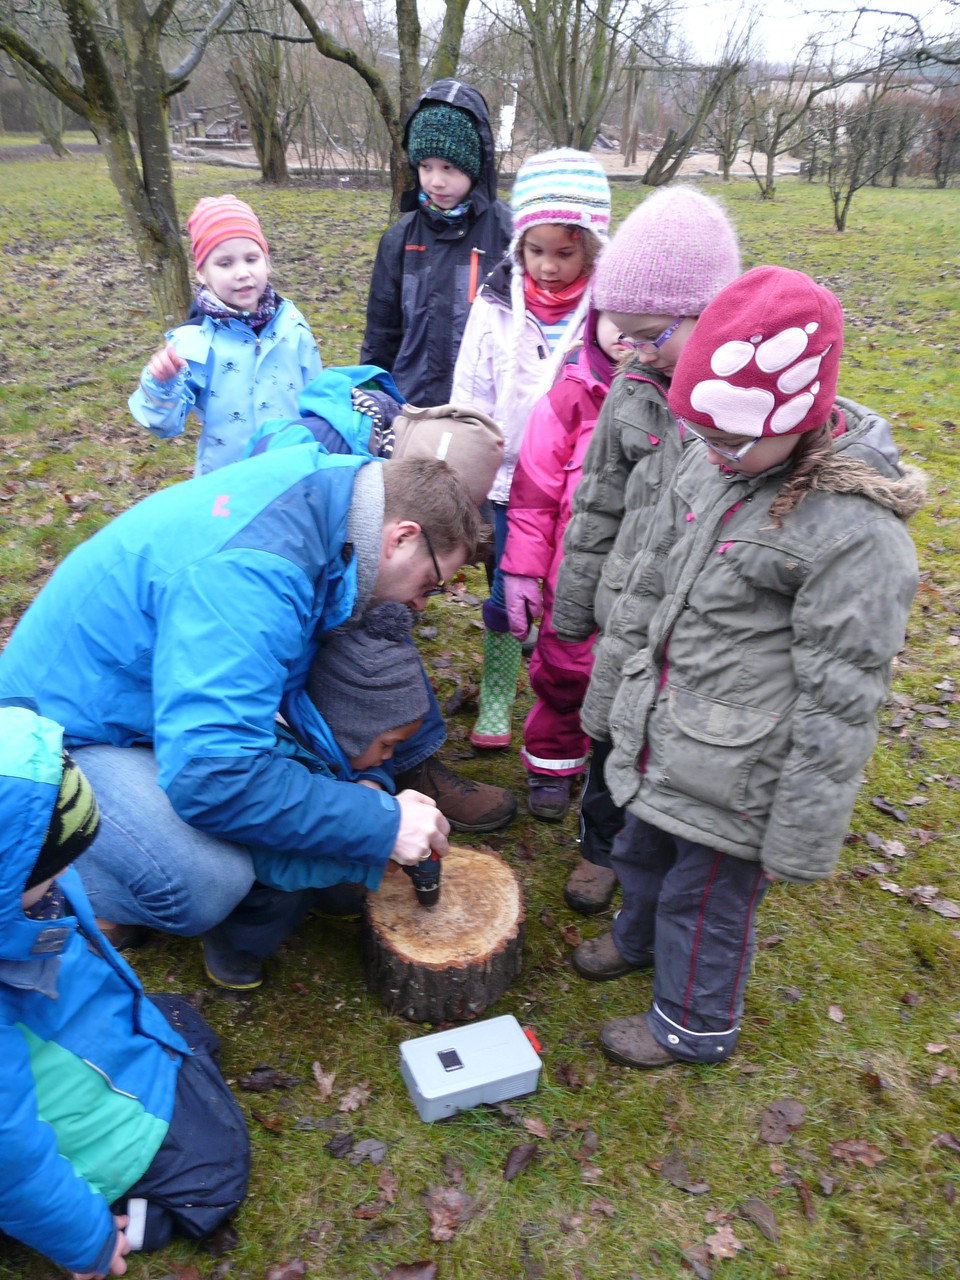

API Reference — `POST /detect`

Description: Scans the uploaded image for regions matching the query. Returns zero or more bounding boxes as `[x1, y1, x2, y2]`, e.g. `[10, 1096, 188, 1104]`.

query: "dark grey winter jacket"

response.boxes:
[602, 400, 926, 884]
[360, 80, 512, 407]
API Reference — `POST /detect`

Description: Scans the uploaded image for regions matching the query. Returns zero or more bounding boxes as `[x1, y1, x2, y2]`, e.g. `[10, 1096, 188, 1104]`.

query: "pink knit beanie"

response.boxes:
[187, 195, 269, 270]
[592, 187, 740, 316]
[668, 265, 844, 437]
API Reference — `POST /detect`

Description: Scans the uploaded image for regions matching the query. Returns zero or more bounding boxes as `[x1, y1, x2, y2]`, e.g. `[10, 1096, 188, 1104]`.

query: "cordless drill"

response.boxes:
[403, 850, 441, 908]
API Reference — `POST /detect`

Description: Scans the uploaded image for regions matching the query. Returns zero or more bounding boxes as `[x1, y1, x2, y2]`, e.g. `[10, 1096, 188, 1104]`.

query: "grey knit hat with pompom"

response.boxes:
[306, 603, 430, 761]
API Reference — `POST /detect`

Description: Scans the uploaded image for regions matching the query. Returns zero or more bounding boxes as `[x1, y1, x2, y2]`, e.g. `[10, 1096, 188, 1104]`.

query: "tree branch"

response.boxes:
[167, 0, 238, 87]
[0, 18, 90, 118]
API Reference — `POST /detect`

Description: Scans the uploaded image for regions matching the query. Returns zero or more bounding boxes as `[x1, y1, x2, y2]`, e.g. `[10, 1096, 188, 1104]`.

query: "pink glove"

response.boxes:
[503, 573, 543, 641]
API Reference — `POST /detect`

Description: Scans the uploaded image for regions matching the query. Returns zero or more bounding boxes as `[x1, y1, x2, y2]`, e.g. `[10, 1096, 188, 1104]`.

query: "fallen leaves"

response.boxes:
[829, 1139, 885, 1168]
[422, 1184, 476, 1241]
[503, 1141, 539, 1181]
[739, 1197, 779, 1242]
[238, 1064, 300, 1092]
[265, 1262, 306, 1280]
[657, 1149, 710, 1195]
[758, 1098, 806, 1144]
[384, 1265, 438, 1280]
[311, 1061, 335, 1101]
[338, 1080, 372, 1112]
[705, 1224, 745, 1259]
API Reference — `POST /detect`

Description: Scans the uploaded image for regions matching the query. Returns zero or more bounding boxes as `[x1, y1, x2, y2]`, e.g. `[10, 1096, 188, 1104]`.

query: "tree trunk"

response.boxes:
[226, 55, 289, 184]
[431, 0, 470, 82]
[363, 846, 525, 1023]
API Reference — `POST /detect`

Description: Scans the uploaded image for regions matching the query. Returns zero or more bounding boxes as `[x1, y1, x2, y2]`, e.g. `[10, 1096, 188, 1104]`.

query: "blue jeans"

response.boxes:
[481, 500, 510, 633]
[72, 745, 256, 936]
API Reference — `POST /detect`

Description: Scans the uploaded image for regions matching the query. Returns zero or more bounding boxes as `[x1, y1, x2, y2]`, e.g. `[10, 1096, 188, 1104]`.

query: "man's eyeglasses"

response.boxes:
[420, 527, 446, 597]
[681, 418, 761, 463]
[617, 317, 684, 354]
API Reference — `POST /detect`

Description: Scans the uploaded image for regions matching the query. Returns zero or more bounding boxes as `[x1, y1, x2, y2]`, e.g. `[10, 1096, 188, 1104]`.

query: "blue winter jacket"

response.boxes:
[0, 450, 403, 871]
[245, 364, 403, 460]
[0, 706, 186, 1276]
[129, 296, 322, 476]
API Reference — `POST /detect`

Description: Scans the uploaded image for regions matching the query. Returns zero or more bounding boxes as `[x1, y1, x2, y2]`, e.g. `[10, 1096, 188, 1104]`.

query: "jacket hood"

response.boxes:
[402, 79, 499, 215]
[480, 255, 514, 306]
[0, 704, 68, 961]
[820, 398, 928, 520]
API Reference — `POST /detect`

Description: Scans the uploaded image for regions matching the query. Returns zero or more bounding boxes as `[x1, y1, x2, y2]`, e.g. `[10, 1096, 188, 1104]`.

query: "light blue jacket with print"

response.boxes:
[129, 297, 322, 475]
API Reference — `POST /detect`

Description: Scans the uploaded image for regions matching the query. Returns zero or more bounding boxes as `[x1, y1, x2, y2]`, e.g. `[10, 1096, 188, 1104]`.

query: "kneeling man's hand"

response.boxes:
[390, 790, 451, 866]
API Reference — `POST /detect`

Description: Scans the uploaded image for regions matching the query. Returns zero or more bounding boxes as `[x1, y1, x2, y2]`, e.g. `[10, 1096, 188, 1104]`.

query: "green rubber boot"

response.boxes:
[470, 628, 522, 748]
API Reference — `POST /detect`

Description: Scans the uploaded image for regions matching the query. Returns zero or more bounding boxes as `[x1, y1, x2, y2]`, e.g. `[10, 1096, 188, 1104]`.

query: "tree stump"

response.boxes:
[363, 845, 525, 1023]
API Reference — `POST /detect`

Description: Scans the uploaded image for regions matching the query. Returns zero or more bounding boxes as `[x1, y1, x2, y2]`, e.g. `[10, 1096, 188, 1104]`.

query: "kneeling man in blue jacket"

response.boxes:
[0, 451, 477, 987]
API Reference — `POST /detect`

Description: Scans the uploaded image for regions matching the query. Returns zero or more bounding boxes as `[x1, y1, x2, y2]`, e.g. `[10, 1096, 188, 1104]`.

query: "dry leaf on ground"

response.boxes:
[829, 1139, 884, 1168]
[265, 1262, 307, 1280]
[504, 1141, 538, 1181]
[422, 1185, 476, 1241]
[311, 1062, 335, 1101]
[828, 1004, 844, 1023]
[560, 923, 582, 947]
[383, 1264, 438, 1280]
[658, 1148, 710, 1195]
[238, 1064, 300, 1092]
[338, 1080, 371, 1112]
[759, 1098, 806, 1144]
[589, 1197, 616, 1218]
[794, 1178, 816, 1221]
[523, 1116, 550, 1139]
[347, 1137, 387, 1166]
[739, 1197, 779, 1242]
[706, 1224, 744, 1259]
[378, 1166, 398, 1203]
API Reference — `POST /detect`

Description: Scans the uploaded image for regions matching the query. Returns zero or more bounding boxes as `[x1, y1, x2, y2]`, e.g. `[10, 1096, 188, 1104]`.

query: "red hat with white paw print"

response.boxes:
[668, 265, 844, 437]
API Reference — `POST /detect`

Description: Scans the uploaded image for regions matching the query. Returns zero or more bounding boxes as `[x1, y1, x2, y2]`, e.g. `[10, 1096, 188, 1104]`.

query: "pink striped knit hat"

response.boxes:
[592, 186, 740, 317]
[187, 195, 268, 270]
[509, 148, 611, 256]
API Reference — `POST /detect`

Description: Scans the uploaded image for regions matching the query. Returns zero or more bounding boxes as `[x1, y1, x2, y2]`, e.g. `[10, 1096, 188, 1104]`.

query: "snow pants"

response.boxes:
[610, 815, 770, 1063]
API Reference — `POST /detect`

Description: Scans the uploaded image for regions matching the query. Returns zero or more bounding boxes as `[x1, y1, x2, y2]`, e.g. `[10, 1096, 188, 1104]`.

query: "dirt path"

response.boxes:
[0, 141, 102, 163]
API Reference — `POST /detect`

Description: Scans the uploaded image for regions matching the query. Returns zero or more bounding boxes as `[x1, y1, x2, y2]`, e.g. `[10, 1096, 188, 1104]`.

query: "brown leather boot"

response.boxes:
[599, 1016, 680, 1069]
[564, 859, 618, 914]
[571, 931, 652, 981]
[394, 754, 517, 833]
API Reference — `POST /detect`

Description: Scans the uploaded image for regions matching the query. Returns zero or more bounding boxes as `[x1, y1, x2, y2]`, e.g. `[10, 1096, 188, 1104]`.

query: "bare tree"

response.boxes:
[284, 0, 475, 213]
[489, 0, 669, 150]
[642, 57, 744, 186]
[924, 84, 960, 185]
[0, 0, 236, 322]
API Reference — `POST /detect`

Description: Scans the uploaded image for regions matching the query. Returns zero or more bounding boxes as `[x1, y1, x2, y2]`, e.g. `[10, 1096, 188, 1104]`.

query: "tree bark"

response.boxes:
[363, 846, 525, 1024]
[226, 53, 289, 183]
[431, 0, 470, 82]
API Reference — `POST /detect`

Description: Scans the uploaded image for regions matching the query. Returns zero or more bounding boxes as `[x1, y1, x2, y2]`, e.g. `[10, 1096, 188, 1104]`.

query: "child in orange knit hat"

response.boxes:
[129, 194, 322, 475]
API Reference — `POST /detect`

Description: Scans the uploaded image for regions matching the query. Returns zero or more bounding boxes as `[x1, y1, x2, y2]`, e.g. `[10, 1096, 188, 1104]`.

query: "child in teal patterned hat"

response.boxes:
[361, 79, 512, 407]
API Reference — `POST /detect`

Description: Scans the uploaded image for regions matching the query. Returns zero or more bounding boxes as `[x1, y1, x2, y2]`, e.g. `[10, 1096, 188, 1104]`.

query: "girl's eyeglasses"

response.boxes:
[420, 528, 446, 597]
[681, 418, 761, 463]
[617, 317, 684, 354]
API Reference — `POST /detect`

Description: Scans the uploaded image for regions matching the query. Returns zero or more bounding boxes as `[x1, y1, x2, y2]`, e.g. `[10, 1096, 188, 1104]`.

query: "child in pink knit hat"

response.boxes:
[129, 194, 321, 476]
[543, 187, 740, 907]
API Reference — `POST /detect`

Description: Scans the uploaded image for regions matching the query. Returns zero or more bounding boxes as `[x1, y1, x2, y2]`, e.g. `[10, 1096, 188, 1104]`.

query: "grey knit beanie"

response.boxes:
[306, 604, 430, 761]
[407, 104, 482, 182]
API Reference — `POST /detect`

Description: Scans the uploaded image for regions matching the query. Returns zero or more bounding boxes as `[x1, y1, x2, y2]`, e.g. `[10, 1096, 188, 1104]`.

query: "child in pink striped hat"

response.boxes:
[450, 148, 612, 754]
[129, 194, 321, 475]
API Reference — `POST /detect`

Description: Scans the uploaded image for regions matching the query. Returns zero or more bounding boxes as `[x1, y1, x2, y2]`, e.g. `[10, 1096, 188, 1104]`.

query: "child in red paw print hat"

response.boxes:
[571, 263, 927, 1076]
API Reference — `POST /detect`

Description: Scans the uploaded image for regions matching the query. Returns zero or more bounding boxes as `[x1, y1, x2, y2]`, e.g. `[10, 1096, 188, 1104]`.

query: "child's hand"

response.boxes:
[71, 1215, 131, 1279]
[503, 573, 543, 641]
[146, 342, 187, 384]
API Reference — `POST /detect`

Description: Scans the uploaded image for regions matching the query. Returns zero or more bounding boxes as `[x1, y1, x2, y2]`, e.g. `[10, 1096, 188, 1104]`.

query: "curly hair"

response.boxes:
[767, 421, 836, 527]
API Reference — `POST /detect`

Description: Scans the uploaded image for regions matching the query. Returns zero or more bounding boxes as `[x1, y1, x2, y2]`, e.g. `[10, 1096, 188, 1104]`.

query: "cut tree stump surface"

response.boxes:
[363, 845, 525, 1023]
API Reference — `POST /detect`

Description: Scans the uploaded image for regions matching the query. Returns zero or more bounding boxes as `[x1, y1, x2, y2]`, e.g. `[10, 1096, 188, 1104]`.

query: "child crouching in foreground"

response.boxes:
[573, 266, 925, 1069]
[0, 705, 248, 1276]
[129, 194, 321, 475]
[201, 603, 440, 989]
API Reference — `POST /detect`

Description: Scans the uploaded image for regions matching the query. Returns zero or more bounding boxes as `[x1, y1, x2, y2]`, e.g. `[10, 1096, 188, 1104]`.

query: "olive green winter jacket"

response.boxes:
[602, 400, 926, 884]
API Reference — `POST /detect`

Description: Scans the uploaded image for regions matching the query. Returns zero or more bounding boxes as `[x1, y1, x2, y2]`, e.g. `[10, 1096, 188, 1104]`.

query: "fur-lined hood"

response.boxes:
[811, 456, 927, 519]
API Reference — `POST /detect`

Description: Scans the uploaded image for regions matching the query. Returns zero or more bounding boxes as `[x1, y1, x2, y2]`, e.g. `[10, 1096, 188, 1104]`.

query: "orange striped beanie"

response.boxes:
[187, 195, 269, 269]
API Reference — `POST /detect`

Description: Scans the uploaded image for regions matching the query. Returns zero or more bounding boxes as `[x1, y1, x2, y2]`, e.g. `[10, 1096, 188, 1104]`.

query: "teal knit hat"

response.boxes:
[407, 104, 482, 182]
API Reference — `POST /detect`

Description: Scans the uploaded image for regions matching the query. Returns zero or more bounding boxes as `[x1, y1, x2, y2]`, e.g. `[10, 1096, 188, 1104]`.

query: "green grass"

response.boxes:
[1, 158, 959, 1280]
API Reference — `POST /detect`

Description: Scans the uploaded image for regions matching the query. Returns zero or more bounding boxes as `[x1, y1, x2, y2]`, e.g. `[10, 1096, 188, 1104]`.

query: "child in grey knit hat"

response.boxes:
[249, 603, 431, 900]
[306, 603, 430, 772]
